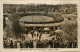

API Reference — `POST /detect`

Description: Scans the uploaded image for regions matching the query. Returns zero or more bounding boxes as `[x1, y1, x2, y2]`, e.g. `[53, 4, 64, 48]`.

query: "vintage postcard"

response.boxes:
[0, 0, 80, 52]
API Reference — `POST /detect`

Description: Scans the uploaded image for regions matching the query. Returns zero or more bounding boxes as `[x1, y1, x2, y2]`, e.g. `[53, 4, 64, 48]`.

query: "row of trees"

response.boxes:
[3, 4, 77, 14]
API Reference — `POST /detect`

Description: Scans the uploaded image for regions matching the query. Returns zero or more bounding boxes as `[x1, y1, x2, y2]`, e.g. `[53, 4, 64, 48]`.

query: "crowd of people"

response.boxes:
[3, 39, 77, 48]
[3, 26, 77, 48]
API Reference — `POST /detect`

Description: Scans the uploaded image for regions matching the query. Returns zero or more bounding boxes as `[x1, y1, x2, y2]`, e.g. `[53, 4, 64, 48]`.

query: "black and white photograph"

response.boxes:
[3, 4, 77, 48]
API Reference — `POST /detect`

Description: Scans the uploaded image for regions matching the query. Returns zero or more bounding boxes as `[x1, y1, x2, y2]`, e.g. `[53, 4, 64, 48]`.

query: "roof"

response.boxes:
[24, 19, 76, 26]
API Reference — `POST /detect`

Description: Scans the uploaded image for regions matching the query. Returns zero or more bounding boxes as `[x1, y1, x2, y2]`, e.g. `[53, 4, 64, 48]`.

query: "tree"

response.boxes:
[61, 22, 77, 42]
[9, 14, 25, 38]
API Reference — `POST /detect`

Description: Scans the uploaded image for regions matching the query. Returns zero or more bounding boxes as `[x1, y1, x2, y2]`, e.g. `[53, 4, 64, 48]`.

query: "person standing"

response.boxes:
[20, 41, 23, 48]
[25, 40, 28, 48]
[48, 40, 53, 48]
[37, 40, 40, 48]
[3, 41, 7, 48]
[17, 41, 20, 48]
[15, 41, 17, 48]
[29, 40, 33, 48]
[31, 30, 34, 38]
[10, 40, 13, 48]
[33, 40, 37, 48]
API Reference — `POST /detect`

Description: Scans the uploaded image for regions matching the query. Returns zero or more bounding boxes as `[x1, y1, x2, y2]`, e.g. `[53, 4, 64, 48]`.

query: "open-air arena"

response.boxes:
[3, 4, 77, 48]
